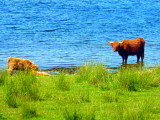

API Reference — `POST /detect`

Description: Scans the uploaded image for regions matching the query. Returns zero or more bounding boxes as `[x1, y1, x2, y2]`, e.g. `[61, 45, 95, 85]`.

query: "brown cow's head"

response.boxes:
[109, 41, 123, 51]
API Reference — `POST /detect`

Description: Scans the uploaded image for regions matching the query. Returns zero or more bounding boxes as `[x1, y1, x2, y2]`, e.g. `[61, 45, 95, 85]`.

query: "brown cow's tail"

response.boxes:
[140, 38, 145, 46]
[140, 38, 145, 56]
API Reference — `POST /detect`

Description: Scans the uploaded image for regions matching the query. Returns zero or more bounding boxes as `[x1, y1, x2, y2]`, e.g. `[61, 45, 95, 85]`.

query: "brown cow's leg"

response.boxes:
[141, 54, 144, 62]
[124, 56, 128, 64]
[122, 56, 125, 64]
[122, 56, 127, 64]
[137, 55, 140, 63]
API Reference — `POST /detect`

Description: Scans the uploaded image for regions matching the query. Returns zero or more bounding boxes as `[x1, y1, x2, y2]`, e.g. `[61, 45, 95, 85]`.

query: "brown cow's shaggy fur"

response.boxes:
[109, 38, 145, 64]
[8, 57, 39, 75]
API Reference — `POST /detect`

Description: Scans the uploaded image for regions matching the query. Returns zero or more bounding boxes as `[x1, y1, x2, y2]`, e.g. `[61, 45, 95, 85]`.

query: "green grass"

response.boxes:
[4, 71, 40, 109]
[0, 63, 160, 120]
[21, 101, 37, 119]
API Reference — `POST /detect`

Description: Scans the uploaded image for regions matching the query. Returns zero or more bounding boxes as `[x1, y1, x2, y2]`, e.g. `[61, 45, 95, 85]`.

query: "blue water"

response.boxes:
[0, 0, 160, 69]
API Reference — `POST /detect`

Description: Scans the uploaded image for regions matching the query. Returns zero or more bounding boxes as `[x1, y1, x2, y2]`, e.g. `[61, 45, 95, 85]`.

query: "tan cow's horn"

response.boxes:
[119, 42, 123, 44]
[108, 42, 114, 43]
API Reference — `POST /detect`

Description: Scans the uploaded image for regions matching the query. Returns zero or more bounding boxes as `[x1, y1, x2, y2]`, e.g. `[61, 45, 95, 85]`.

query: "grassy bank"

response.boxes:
[0, 63, 160, 120]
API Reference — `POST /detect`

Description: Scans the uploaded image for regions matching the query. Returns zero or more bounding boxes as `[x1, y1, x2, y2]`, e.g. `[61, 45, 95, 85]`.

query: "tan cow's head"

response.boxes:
[109, 41, 123, 51]
[32, 65, 39, 71]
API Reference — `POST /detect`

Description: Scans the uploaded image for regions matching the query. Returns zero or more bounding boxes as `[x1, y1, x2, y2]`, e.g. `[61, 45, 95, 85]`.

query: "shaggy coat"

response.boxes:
[8, 57, 38, 75]
[109, 38, 145, 64]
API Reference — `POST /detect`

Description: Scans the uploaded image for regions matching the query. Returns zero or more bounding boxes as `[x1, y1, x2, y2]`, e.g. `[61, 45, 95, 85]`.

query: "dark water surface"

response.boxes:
[0, 0, 160, 69]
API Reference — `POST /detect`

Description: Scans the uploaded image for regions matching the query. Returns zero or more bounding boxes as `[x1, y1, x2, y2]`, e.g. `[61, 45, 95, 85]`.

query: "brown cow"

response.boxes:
[109, 38, 145, 64]
[8, 57, 39, 75]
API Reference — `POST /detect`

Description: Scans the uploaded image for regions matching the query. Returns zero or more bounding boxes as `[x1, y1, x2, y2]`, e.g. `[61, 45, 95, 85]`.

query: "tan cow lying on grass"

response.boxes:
[8, 57, 50, 76]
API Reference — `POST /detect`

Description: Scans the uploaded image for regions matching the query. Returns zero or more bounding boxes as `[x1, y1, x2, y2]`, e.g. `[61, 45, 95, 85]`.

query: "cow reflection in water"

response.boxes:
[109, 38, 145, 64]
[120, 62, 144, 69]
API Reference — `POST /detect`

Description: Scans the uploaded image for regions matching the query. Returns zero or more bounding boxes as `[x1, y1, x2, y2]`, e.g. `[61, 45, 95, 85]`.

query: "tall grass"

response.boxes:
[103, 92, 119, 103]
[5, 80, 18, 108]
[75, 63, 160, 91]
[55, 71, 71, 91]
[0, 63, 160, 119]
[114, 99, 153, 120]
[0, 69, 8, 86]
[4, 71, 39, 108]
[116, 67, 160, 91]
[117, 68, 141, 91]
[75, 63, 109, 88]
[21, 102, 37, 119]
[0, 113, 6, 120]
[79, 91, 90, 103]
[63, 107, 95, 120]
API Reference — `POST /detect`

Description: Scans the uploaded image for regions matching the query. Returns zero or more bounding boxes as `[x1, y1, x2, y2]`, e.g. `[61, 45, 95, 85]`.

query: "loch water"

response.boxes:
[0, 0, 160, 69]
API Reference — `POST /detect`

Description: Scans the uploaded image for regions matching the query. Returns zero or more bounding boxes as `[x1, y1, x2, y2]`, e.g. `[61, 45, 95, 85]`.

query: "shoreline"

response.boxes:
[40, 63, 153, 74]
